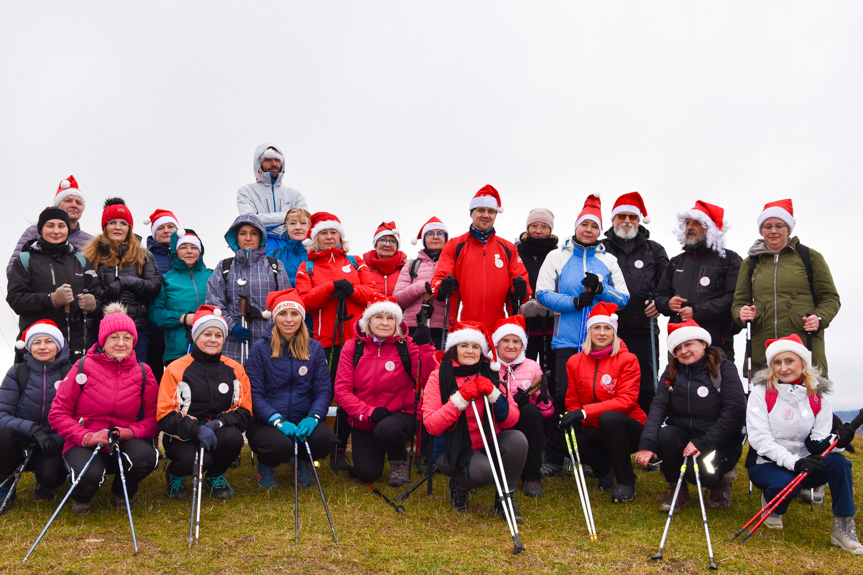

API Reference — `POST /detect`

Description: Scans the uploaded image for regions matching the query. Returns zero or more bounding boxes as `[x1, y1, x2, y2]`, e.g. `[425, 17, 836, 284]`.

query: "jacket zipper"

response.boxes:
[772, 253, 779, 338]
[591, 361, 599, 402]
[40, 365, 47, 425]
[49, 263, 57, 285]
[288, 354, 294, 419]
[686, 367, 694, 435]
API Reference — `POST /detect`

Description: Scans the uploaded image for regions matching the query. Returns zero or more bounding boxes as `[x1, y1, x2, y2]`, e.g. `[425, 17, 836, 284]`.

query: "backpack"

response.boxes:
[408, 258, 422, 282]
[764, 388, 821, 417]
[221, 256, 281, 292]
[747, 243, 817, 306]
[15, 361, 73, 396]
[352, 337, 416, 384]
[75, 356, 149, 421]
[305, 255, 359, 278]
[19, 251, 88, 271]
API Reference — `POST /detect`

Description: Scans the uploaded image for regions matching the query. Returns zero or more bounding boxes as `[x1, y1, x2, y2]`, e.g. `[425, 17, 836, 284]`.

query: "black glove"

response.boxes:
[793, 454, 825, 474]
[574, 291, 595, 310]
[104, 280, 122, 302]
[835, 423, 855, 449]
[581, 273, 603, 295]
[559, 410, 585, 429]
[436, 277, 458, 301]
[332, 279, 354, 298]
[412, 324, 432, 346]
[370, 407, 392, 423]
[513, 388, 530, 408]
[31, 428, 58, 457]
[511, 277, 528, 301]
[804, 435, 833, 456]
[424, 282, 433, 296]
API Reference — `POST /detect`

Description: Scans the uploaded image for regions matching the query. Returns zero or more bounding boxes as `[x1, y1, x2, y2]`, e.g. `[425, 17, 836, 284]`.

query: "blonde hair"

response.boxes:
[764, 361, 822, 396]
[82, 232, 149, 274]
[269, 319, 310, 361]
[361, 313, 404, 339]
[580, 328, 621, 356]
[285, 208, 311, 225]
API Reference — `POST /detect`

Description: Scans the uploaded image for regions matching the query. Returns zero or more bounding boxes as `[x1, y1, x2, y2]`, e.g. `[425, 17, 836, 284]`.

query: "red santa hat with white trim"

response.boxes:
[262, 289, 306, 320]
[490, 315, 527, 366]
[372, 221, 401, 249]
[174, 228, 202, 252]
[676, 200, 728, 257]
[469, 185, 504, 213]
[575, 194, 602, 229]
[445, 320, 500, 371]
[359, 292, 403, 330]
[143, 209, 180, 239]
[765, 333, 811, 368]
[411, 216, 448, 246]
[16, 319, 65, 351]
[54, 175, 84, 207]
[261, 146, 284, 163]
[304, 211, 346, 248]
[611, 191, 650, 224]
[667, 319, 712, 353]
[585, 302, 619, 333]
[191, 305, 228, 342]
[757, 199, 795, 233]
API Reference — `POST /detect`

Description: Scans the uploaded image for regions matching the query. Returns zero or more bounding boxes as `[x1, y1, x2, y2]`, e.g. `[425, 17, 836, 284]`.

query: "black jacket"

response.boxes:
[516, 233, 558, 334]
[93, 240, 162, 333]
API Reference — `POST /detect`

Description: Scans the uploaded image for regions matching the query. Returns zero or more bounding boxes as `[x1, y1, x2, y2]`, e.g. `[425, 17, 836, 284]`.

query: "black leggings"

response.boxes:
[245, 419, 336, 468]
[545, 347, 579, 466]
[512, 403, 544, 482]
[436, 429, 529, 490]
[574, 411, 643, 485]
[0, 427, 65, 489]
[655, 425, 741, 488]
[64, 439, 159, 503]
[163, 426, 244, 478]
[349, 413, 415, 483]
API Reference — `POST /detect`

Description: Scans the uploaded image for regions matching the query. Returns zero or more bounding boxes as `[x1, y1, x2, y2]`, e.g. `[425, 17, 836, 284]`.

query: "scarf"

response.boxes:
[365, 250, 406, 276]
[588, 347, 613, 361]
[469, 225, 494, 245]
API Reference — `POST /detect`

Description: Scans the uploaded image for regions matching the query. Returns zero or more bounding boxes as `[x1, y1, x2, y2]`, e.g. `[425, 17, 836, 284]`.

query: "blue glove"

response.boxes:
[492, 393, 509, 422]
[270, 415, 298, 439]
[203, 420, 220, 431]
[231, 324, 252, 343]
[196, 425, 218, 451]
[296, 416, 320, 440]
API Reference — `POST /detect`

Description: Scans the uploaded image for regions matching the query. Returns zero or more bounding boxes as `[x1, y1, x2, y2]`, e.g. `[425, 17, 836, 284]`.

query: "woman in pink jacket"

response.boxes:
[492, 315, 553, 498]
[334, 294, 434, 486]
[48, 303, 159, 515]
[423, 321, 527, 521]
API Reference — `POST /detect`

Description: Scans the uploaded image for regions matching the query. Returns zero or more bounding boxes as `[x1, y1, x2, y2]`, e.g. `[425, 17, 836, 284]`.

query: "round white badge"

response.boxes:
[342, 265, 352, 273]
[218, 383, 230, 394]
[601, 374, 612, 385]
[385, 361, 396, 372]
[495, 259, 504, 268]
[298, 366, 308, 376]
[697, 385, 709, 398]
[782, 408, 795, 420]
[75, 373, 87, 385]
[54, 381, 62, 390]
[634, 260, 644, 269]
[699, 276, 711, 287]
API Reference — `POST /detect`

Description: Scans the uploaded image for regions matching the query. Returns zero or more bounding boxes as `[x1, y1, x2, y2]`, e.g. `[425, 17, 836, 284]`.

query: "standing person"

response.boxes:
[81, 198, 162, 360]
[142, 209, 181, 382]
[745, 335, 862, 554]
[491, 315, 553, 497]
[149, 229, 212, 367]
[236, 143, 308, 252]
[7, 175, 93, 276]
[158, 305, 253, 500]
[0, 321, 70, 506]
[47, 304, 160, 515]
[393, 216, 449, 345]
[431, 185, 531, 331]
[245, 290, 336, 489]
[534, 194, 630, 477]
[516, 208, 558, 374]
[268, 208, 312, 288]
[205, 214, 290, 363]
[561, 303, 645, 503]
[732, 199, 840, 376]
[7, 207, 101, 361]
[601, 192, 669, 414]
[362, 222, 407, 297]
[635, 319, 746, 512]
[655, 200, 741, 360]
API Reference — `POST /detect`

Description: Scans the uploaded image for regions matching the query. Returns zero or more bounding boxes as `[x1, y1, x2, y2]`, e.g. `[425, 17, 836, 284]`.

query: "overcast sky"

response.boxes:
[1, 2, 860, 408]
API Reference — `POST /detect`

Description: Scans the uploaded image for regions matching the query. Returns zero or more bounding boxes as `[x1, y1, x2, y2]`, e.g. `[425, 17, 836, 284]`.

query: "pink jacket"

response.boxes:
[334, 323, 435, 431]
[48, 345, 159, 454]
[393, 251, 446, 329]
[423, 362, 520, 450]
[497, 358, 554, 420]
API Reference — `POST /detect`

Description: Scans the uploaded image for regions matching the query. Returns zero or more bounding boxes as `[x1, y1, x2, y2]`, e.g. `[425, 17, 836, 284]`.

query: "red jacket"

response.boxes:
[295, 247, 379, 347]
[431, 231, 530, 331]
[362, 250, 407, 297]
[334, 323, 434, 430]
[48, 345, 159, 454]
[565, 341, 646, 428]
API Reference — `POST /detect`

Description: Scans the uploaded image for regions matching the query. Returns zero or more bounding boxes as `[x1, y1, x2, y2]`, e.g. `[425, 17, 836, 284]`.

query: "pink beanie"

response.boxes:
[98, 303, 138, 347]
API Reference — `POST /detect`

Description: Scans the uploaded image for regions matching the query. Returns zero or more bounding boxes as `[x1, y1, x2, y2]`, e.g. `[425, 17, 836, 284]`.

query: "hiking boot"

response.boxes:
[115, 494, 133, 510]
[206, 474, 234, 500]
[257, 463, 277, 489]
[611, 482, 636, 503]
[334, 448, 352, 471]
[493, 490, 523, 523]
[71, 500, 91, 516]
[540, 462, 563, 478]
[761, 494, 783, 529]
[388, 460, 410, 487]
[660, 482, 690, 512]
[523, 479, 544, 498]
[449, 476, 469, 512]
[597, 469, 615, 491]
[800, 485, 825, 505]
[708, 473, 733, 509]
[831, 516, 863, 555]
[33, 483, 55, 502]
[229, 454, 242, 469]
[297, 460, 313, 488]
[582, 464, 596, 478]
[166, 469, 188, 500]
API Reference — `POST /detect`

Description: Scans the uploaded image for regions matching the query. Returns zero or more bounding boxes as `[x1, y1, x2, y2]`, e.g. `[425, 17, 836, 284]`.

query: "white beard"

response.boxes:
[613, 225, 638, 240]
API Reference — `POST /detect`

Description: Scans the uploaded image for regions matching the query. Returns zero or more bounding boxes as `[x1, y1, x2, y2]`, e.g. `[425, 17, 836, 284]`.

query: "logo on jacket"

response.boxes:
[699, 276, 711, 286]
[298, 366, 308, 376]
[342, 265, 352, 273]
[494, 254, 504, 268]
[218, 383, 230, 394]
[782, 408, 794, 420]
[385, 361, 396, 372]
[600, 373, 616, 393]
[634, 260, 644, 269]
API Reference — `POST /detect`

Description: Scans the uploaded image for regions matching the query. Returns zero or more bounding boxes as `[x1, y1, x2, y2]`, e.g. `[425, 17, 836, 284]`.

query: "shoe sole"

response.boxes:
[831, 536, 863, 555]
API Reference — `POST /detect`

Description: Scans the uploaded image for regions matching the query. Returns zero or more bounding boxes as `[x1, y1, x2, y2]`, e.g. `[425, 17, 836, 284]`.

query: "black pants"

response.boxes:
[617, 329, 658, 415]
[545, 347, 578, 466]
[245, 419, 336, 468]
[64, 439, 159, 503]
[574, 411, 643, 485]
[513, 403, 544, 482]
[324, 345, 351, 451]
[437, 430, 529, 490]
[163, 426, 244, 478]
[0, 427, 65, 489]
[655, 425, 741, 488]
[147, 340, 166, 383]
[349, 413, 415, 483]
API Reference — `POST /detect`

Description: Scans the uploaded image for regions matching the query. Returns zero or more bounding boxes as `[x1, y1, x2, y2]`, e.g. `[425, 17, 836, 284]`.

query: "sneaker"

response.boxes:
[800, 485, 825, 505]
[297, 460, 313, 488]
[493, 490, 523, 523]
[71, 500, 91, 516]
[611, 482, 636, 503]
[523, 479, 544, 498]
[660, 482, 689, 512]
[540, 462, 563, 478]
[449, 476, 470, 512]
[831, 516, 863, 555]
[33, 483, 55, 502]
[229, 455, 242, 469]
[761, 494, 783, 529]
[206, 474, 234, 500]
[708, 473, 733, 509]
[166, 470, 188, 500]
[388, 460, 410, 487]
[334, 448, 352, 471]
[597, 469, 615, 491]
[257, 463, 277, 489]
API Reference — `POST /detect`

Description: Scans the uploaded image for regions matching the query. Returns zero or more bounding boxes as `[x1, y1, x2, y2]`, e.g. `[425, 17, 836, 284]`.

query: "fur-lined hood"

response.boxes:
[750, 367, 832, 395]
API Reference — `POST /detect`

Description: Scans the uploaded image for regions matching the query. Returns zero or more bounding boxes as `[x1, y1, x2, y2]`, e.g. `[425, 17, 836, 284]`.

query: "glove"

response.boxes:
[492, 393, 510, 421]
[835, 423, 856, 450]
[370, 407, 392, 423]
[203, 420, 220, 432]
[793, 454, 825, 474]
[332, 279, 354, 298]
[196, 425, 218, 451]
[436, 277, 458, 301]
[457, 379, 480, 404]
[805, 435, 833, 455]
[574, 291, 595, 310]
[50, 284, 74, 307]
[32, 428, 58, 457]
[511, 277, 528, 301]
[77, 293, 97, 313]
[474, 376, 495, 397]
[103, 280, 122, 302]
[520, 299, 541, 318]
[559, 410, 585, 429]
[296, 416, 320, 440]
[412, 324, 432, 346]
[513, 388, 530, 408]
[272, 418, 298, 438]
[424, 282, 433, 296]
[581, 273, 603, 294]
[82, 429, 110, 448]
[113, 427, 135, 441]
[231, 324, 252, 343]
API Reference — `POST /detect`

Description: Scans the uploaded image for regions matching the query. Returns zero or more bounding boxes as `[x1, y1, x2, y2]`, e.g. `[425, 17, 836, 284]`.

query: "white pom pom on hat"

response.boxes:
[177, 229, 186, 237]
[262, 310, 272, 319]
[60, 179, 71, 189]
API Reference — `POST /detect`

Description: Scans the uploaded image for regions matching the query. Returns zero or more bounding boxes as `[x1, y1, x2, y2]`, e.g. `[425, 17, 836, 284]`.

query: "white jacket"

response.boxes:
[236, 142, 308, 234]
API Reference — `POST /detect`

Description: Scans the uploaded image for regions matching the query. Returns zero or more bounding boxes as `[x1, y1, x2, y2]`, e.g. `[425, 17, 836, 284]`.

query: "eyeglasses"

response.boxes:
[761, 224, 787, 232]
[425, 231, 447, 238]
[106, 333, 134, 343]
[107, 220, 130, 227]
[377, 237, 398, 245]
[615, 214, 639, 221]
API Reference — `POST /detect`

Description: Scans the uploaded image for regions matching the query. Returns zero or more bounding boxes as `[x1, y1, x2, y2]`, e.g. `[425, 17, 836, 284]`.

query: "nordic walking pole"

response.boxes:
[239, 296, 248, 365]
[294, 440, 299, 542]
[303, 439, 337, 543]
[440, 274, 453, 350]
[188, 445, 200, 545]
[193, 443, 204, 544]
[692, 456, 718, 570]
[0, 447, 33, 515]
[364, 482, 405, 514]
[745, 312, 753, 500]
[110, 430, 138, 553]
[328, 296, 346, 474]
[564, 427, 596, 539]
[569, 426, 596, 537]
[407, 335, 424, 480]
[651, 458, 688, 561]
[482, 395, 524, 548]
[23, 442, 104, 563]
[648, 292, 658, 391]
[395, 467, 439, 502]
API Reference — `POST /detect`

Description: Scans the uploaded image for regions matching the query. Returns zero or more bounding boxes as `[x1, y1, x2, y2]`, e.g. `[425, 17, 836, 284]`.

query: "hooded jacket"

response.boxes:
[496, 356, 553, 420]
[90, 237, 162, 332]
[204, 214, 290, 362]
[267, 235, 308, 288]
[146, 236, 173, 275]
[48, 344, 159, 454]
[516, 233, 558, 336]
[236, 143, 308, 235]
[7, 224, 93, 277]
[535, 238, 630, 350]
[149, 232, 213, 363]
[393, 250, 446, 329]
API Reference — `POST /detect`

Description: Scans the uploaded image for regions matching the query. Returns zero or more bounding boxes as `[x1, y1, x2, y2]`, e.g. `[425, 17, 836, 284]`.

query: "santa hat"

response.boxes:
[101, 198, 134, 229]
[143, 209, 180, 239]
[676, 200, 728, 256]
[765, 334, 811, 369]
[16, 319, 64, 352]
[574, 194, 602, 229]
[491, 315, 527, 349]
[261, 289, 306, 320]
[191, 305, 228, 342]
[412, 216, 449, 246]
[667, 319, 712, 353]
[611, 192, 650, 224]
[757, 199, 795, 233]
[261, 146, 284, 164]
[586, 302, 619, 333]
[359, 292, 403, 330]
[469, 184, 504, 213]
[54, 175, 85, 207]
[175, 228, 202, 252]
[98, 303, 138, 347]
[304, 211, 346, 248]
[444, 321, 500, 371]
[372, 221, 400, 249]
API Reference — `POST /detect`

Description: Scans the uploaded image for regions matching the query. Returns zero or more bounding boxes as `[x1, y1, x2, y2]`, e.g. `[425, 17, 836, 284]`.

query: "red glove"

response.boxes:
[82, 429, 110, 448]
[475, 376, 495, 397]
[458, 379, 480, 403]
[115, 427, 135, 441]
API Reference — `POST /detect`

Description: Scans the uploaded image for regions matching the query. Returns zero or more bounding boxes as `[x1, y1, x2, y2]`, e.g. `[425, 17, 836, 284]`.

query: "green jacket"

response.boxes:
[731, 236, 840, 376]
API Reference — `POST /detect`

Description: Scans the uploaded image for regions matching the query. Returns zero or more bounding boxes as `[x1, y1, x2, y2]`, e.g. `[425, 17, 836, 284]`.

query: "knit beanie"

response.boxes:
[98, 303, 138, 347]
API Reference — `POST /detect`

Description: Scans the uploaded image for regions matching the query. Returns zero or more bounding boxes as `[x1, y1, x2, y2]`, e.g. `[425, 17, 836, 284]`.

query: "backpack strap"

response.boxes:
[709, 372, 721, 392]
[266, 256, 281, 291]
[73, 253, 87, 268]
[765, 389, 778, 413]
[409, 258, 421, 281]
[396, 339, 416, 385]
[453, 241, 468, 267]
[15, 363, 30, 397]
[809, 393, 821, 417]
[764, 388, 821, 417]
[347, 255, 359, 270]
[137, 361, 147, 421]
[20, 252, 30, 271]
[352, 337, 365, 367]
[748, 244, 817, 307]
